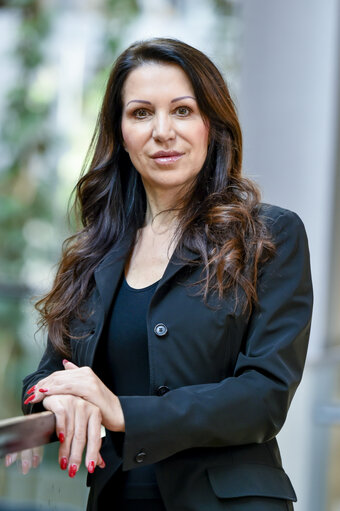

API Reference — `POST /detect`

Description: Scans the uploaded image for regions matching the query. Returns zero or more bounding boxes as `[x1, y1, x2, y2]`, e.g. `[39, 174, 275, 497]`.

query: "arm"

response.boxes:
[117, 209, 313, 470]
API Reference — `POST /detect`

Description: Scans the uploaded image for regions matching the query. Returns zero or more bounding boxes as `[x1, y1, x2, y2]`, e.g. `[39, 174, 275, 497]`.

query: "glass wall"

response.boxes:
[0, 1, 242, 508]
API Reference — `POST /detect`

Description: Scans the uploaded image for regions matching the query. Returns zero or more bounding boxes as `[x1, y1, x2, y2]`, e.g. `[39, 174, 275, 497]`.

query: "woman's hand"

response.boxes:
[42, 394, 105, 477]
[24, 360, 125, 433]
[5, 446, 43, 474]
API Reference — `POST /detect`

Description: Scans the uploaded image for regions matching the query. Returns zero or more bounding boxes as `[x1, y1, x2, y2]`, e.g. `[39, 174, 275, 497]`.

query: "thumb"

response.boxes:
[62, 359, 78, 370]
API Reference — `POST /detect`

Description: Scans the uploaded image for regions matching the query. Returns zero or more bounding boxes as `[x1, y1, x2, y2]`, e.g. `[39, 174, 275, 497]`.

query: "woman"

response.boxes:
[22, 38, 313, 511]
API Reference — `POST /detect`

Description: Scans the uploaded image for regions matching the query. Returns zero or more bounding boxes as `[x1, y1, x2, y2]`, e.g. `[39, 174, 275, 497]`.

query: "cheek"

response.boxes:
[192, 122, 210, 156]
[121, 121, 132, 150]
[121, 123, 147, 154]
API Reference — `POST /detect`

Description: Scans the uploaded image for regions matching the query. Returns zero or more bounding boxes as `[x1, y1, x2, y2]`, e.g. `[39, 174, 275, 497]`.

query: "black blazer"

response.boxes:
[22, 203, 313, 511]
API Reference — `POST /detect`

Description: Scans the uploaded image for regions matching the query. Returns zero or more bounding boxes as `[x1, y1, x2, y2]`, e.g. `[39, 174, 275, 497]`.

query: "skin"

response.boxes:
[24, 360, 124, 477]
[22, 63, 210, 478]
[5, 446, 43, 474]
[121, 62, 210, 230]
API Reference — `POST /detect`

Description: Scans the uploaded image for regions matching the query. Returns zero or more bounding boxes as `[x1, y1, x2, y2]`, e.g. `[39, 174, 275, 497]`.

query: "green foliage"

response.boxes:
[0, 0, 140, 418]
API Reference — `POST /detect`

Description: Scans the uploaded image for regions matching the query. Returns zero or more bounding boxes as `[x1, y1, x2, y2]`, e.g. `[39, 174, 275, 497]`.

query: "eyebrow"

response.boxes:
[126, 95, 197, 107]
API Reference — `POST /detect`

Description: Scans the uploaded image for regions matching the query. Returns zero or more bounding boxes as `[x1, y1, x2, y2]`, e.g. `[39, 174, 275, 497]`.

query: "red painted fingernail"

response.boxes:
[88, 460, 95, 474]
[32, 455, 40, 468]
[69, 464, 77, 478]
[98, 455, 106, 468]
[22, 460, 30, 475]
[62, 359, 69, 364]
[26, 385, 36, 394]
[58, 432, 65, 443]
[24, 394, 35, 405]
[60, 457, 68, 470]
[39, 388, 48, 393]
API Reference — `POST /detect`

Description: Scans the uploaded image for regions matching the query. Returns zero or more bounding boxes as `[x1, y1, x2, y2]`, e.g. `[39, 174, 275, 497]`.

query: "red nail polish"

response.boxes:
[58, 432, 65, 443]
[32, 455, 40, 468]
[24, 394, 35, 405]
[60, 457, 68, 470]
[63, 359, 69, 364]
[98, 455, 106, 468]
[88, 460, 95, 473]
[22, 460, 30, 475]
[39, 388, 48, 393]
[69, 464, 77, 478]
[26, 385, 36, 394]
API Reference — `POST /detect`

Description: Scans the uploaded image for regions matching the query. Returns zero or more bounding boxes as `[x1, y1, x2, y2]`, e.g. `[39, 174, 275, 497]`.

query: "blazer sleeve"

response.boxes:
[117, 209, 313, 471]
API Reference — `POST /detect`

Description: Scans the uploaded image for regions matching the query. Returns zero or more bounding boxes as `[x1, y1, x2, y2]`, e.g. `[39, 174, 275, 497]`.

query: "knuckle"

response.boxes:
[76, 399, 86, 412]
[54, 406, 66, 418]
[90, 406, 101, 421]
[73, 430, 85, 443]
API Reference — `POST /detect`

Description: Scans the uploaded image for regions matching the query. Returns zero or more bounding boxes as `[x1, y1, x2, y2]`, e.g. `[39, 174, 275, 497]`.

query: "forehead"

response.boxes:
[122, 63, 194, 102]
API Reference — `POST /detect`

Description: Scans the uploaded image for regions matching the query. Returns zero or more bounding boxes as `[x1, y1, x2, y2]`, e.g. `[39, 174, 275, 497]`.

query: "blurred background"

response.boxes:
[0, 0, 339, 509]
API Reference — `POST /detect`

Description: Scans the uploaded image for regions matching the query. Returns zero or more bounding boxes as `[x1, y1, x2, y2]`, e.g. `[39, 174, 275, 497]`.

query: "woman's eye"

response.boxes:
[133, 108, 149, 119]
[176, 106, 191, 116]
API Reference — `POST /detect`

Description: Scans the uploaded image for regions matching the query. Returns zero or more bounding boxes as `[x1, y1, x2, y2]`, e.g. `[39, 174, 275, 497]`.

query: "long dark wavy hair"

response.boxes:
[36, 37, 275, 356]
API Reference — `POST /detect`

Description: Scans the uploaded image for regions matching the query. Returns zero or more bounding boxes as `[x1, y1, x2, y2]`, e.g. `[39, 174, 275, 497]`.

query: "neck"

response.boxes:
[142, 183, 183, 233]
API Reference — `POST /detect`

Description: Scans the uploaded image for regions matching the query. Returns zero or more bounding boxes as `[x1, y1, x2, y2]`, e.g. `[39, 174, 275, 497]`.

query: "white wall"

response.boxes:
[237, 1, 340, 510]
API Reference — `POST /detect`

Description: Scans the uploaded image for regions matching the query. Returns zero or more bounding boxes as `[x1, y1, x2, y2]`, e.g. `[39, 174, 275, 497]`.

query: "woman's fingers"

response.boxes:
[32, 446, 44, 468]
[5, 452, 18, 467]
[62, 359, 79, 370]
[4, 447, 43, 473]
[24, 368, 124, 433]
[20, 448, 33, 474]
[43, 395, 72, 472]
[97, 453, 106, 469]
[24, 366, 96, 405]
[42, 394, 103, 478]
[67, 399, 89, 478]
[85, 408, 102, 473]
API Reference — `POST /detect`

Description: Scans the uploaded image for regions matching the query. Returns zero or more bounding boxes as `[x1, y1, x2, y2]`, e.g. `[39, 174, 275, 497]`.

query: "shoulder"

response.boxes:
[257, 202, 307, 235]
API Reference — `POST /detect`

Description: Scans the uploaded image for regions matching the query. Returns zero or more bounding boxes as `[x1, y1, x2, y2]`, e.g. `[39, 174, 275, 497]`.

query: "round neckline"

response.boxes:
[123, 273, 160, 292]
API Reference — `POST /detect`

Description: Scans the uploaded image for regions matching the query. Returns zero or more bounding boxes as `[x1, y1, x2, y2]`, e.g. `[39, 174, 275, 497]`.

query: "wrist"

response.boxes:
[114, 396, 125, 432]
[104, 393, 125, 432]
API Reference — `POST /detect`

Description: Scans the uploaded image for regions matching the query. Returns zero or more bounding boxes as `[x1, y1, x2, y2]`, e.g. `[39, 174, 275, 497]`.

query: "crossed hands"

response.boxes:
[22, 359, 125, 478]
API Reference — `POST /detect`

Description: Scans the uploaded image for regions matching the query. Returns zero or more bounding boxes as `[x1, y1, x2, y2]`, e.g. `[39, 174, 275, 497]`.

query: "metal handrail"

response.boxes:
[0, 411, 57, 458]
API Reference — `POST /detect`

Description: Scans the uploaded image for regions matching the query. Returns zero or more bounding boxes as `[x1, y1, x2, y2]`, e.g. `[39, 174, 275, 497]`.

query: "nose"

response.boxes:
[152, 112, 175, 142]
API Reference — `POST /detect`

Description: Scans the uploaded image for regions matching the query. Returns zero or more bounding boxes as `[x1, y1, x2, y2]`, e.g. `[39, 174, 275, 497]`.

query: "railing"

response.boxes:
[0, 412, 57, 458]
[0, 412, 89, 510]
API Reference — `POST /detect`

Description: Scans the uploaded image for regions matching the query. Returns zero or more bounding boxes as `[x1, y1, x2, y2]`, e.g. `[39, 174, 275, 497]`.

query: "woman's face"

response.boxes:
[121, 63, 210, 194]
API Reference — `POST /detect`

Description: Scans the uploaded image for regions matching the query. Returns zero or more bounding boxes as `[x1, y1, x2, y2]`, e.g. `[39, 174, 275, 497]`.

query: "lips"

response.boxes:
[151, 151, 184, 164]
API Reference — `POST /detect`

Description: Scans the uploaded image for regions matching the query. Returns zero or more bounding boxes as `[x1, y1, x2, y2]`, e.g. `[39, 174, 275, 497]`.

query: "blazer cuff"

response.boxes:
[118, 393, 192, 471]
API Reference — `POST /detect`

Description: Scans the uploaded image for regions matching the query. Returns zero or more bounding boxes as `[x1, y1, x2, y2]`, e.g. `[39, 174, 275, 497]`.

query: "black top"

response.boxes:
[100, 271, 162, 499]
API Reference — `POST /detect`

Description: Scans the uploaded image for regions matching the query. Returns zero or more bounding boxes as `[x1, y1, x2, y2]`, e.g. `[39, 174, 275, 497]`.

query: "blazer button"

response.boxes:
[156, 385, 170, 396]
[154, 323, 168, 337]
[135, 450, 147, 463]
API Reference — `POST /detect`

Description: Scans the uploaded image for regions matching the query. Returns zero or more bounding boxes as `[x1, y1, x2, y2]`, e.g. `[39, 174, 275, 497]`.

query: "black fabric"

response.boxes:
[22, 204, 313, 511]
[97, 464, 165, 510]
[98, 272, 161, 499]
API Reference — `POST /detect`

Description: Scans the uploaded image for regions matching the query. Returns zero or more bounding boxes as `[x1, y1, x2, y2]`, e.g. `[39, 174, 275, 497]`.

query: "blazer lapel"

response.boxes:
[94, 230, 201, 319]
[93, 232, 135, 318]
[155, 244, 201, 291]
